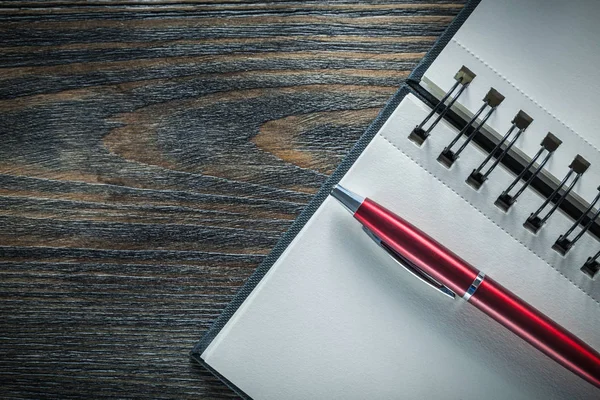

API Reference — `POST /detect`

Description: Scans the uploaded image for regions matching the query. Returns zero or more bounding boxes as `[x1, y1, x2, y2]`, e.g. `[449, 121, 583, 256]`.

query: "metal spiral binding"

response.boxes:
[409, 66, 476, 146]
[581, 250, 600, 279]
[495, 133, 562, 212]
[524, 155, 590, 234]
[553, 186, 600, 255]
[437, 88, 505, 168]
[409, 65, 600, 278]
[467, 110, 533, 190]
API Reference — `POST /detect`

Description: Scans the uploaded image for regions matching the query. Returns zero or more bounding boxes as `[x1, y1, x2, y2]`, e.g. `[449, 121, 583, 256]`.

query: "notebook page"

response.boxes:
[422, 0, 600, 203]
[201, 94, 599, 399]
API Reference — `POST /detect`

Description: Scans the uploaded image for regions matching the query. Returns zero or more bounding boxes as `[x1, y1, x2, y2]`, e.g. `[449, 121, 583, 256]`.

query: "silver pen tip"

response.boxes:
[330, 184, 365, 214]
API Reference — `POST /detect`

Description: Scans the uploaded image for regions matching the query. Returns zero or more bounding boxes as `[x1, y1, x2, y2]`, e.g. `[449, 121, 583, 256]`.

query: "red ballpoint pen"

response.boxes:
[330, 184, 600, 389]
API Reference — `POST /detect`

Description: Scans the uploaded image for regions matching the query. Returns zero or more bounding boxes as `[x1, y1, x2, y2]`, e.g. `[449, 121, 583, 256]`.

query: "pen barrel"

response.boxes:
[469, 277, 600, 388]
[355, 198, 600, 388]
[355, 198, 479, 296]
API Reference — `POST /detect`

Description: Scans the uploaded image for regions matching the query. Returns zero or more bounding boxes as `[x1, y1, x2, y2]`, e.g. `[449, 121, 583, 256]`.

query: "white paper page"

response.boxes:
[202, 94, 600, 399]
[422, 0, 600, 203]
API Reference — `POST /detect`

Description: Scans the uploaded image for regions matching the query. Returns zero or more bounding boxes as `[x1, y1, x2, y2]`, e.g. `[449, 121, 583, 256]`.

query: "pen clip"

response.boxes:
[362, 227, 456, 299]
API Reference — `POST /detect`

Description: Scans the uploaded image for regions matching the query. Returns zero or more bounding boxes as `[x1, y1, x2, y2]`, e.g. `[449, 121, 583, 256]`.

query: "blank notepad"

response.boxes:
[192, 1, 600, 398]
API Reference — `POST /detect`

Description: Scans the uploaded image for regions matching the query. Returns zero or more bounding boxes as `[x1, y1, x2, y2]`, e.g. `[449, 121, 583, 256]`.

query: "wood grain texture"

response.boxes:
[0, 1, 464, 398]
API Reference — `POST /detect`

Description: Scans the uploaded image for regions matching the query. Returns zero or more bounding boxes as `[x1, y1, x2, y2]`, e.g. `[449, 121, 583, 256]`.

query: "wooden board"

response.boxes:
[0, 1, 464, 398]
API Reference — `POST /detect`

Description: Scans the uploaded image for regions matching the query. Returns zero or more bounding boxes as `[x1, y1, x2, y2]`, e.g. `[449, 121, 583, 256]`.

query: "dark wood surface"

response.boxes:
[0, 1, 464, 398]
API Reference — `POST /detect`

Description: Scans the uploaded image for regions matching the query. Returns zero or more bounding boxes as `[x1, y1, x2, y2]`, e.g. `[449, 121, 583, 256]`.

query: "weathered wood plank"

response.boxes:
[0, 1, 464, 398]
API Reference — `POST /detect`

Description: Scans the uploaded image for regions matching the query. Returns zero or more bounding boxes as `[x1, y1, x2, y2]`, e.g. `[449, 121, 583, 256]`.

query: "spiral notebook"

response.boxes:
[191, 1, 600, 398]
